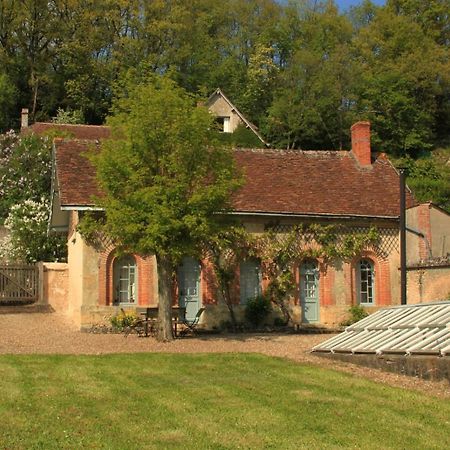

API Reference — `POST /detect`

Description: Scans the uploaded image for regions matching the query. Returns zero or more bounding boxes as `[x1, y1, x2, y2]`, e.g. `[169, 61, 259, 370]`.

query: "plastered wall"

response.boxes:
[40, 262, 69, 312]
[407, 266, 450, 304]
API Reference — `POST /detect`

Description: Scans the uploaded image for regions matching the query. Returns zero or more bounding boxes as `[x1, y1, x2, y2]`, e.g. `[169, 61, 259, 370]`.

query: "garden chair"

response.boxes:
[123, 319, 146, 337]
[178, 307, 205, 337]
[124, 308, 158, 337]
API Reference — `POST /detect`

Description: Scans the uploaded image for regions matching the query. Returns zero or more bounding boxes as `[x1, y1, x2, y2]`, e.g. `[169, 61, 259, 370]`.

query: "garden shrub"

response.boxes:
[244, 295, 272, 328]
[340, 305, 369, 327]
[110, 310, 138, 331]
[273, 316, 288, 327]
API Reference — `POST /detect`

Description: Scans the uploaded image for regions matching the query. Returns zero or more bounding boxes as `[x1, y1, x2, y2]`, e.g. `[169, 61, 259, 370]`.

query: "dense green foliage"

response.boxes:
[244, 295, 272, 327]
[393, 149, 450, 212]
[0, 132, 52, 220]
[0, 131, 70, 266]
[0, 131, 66, 261]
[0, 353, 449, 448]
[0, 1, 448, 153]
[0, 0, 448, 207]
[86, 75, 240, 260]
[341, 305, 370, 326]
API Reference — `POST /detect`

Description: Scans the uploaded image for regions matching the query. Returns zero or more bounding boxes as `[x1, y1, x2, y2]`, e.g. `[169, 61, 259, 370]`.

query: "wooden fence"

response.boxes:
[0, 264, 39, 304]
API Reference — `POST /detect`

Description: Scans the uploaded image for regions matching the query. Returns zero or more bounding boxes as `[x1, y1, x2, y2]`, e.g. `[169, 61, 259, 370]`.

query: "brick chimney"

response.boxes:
[21, 108, 29, 129]
[351, 121, 371, 166]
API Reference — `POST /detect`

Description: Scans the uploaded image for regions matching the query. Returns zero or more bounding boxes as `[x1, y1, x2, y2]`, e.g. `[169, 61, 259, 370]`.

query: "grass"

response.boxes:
[0, 353, 448, 449]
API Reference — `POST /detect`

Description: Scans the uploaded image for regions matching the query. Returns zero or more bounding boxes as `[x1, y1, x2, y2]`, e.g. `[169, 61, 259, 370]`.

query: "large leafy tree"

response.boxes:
[352, 8, 449, 156]
[87, 75, 241, 341]
[264, 2, 357, 149]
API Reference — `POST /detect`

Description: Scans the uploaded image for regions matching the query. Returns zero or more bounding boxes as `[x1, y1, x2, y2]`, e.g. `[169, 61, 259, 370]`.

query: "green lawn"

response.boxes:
[0, 354, 448, 449]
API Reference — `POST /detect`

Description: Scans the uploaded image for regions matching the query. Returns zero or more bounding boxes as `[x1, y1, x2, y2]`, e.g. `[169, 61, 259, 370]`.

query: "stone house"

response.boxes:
[206, 88, 267, 145]
[46, 122, 418, 329]
[24, 92, 449, 330]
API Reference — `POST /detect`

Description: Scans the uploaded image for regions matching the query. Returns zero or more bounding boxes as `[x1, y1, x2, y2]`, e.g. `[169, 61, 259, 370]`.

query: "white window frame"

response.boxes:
[216, 116, 231, 133]
[113, 255, 137, 305]
[358, 259, 375, 306]
[223, 116, 231, 133]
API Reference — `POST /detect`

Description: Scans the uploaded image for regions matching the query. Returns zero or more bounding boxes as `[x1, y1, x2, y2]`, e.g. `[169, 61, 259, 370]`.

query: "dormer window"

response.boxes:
[216, 116, 231, 133]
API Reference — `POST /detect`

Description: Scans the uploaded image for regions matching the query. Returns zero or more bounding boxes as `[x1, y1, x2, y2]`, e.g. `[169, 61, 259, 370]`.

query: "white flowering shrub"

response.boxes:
[3, 198, 66, 263]
[0, 233, 14, 262]
[0, 131, 65, 262]
[0, 131, 52, 220]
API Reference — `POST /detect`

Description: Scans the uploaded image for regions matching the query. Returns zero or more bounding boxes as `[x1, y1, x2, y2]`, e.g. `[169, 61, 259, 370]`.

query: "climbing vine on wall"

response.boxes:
[256, 224, 380, 323]
[206, 223, 380, 325]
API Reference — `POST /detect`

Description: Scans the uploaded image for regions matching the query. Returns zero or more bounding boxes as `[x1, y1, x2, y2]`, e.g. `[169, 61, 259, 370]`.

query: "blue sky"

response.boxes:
[336, 0, 385, 11]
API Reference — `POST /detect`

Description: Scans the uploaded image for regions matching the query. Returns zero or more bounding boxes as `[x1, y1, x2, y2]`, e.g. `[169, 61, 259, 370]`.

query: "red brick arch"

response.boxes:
[98, 246, 155, 306]
[350, 251, 391, 307]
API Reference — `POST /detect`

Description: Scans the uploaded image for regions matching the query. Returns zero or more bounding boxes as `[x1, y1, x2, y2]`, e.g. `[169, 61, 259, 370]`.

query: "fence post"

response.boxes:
[37, 262, 45, 305]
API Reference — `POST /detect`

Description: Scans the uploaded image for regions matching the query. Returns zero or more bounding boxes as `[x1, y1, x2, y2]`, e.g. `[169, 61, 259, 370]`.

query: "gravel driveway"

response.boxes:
[1, 310, 448, 398]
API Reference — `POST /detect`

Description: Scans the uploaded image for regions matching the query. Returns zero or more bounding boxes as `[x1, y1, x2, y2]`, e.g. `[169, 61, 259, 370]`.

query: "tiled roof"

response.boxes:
[54, 140, 412, 218]
[29, 122, 111, 140]
[233, 149, 414, 217]
[54, 140, 103, 207]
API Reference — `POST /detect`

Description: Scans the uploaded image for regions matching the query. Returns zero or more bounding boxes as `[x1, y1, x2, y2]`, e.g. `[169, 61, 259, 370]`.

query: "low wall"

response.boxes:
[315, 353, 450, 382]
[407, 264, 450, 304]
[38, 262, 69, 312]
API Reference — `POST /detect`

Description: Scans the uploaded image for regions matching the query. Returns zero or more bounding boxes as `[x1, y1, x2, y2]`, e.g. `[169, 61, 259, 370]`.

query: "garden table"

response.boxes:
[139, 306, 186, 337]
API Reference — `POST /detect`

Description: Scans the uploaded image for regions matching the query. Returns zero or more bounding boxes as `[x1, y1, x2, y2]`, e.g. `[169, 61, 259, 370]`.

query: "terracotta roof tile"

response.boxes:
[54, 141, 413, 218]
[54, 140, 102, 206]
[233, 149, 414, 217]
[29, 122, 111, 140]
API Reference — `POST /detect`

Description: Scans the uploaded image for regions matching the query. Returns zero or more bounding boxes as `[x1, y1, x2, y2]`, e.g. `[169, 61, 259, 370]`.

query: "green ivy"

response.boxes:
[257, 224, 380, 323]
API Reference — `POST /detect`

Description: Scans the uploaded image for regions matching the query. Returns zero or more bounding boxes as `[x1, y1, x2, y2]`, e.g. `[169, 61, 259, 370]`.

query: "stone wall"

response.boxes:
[38, 262, 69, 312]
[407, 264, 450, 304]
[207, 94, 243, 132]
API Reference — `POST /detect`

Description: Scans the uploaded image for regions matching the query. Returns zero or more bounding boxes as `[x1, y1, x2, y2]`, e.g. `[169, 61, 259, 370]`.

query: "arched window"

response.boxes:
[239, 259, 262, 304]
[113, 255, 137, 304]
[358, 259, 375, 305]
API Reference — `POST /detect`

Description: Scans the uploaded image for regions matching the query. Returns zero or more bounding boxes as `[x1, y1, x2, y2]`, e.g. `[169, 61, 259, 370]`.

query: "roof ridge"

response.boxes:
[235, 147, 350, 155]
[33, 122, 109, 128]
[54, 138, 100, 144]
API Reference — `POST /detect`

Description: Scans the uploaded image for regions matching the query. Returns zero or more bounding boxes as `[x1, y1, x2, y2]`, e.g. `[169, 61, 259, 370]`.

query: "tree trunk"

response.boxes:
[156, 254, 174, 342]
[223, 285, 238, 331]
[30, 69, 39, 120]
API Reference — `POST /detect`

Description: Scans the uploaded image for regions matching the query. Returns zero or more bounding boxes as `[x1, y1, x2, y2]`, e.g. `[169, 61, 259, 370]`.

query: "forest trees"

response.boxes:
[84, 75, 240, 341]
[0, 0, 448, 208]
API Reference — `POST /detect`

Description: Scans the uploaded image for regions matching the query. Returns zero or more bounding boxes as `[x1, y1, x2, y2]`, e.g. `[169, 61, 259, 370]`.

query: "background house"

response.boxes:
[206, 88, 267, 146]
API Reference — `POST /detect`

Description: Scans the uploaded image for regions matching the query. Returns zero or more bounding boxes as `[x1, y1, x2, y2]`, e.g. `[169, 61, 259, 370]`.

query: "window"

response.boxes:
[215, 116, 231, 133]
[358, 259, 374, 305]
[239, 259, 262, 304]
[113, 255, 137, 304]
